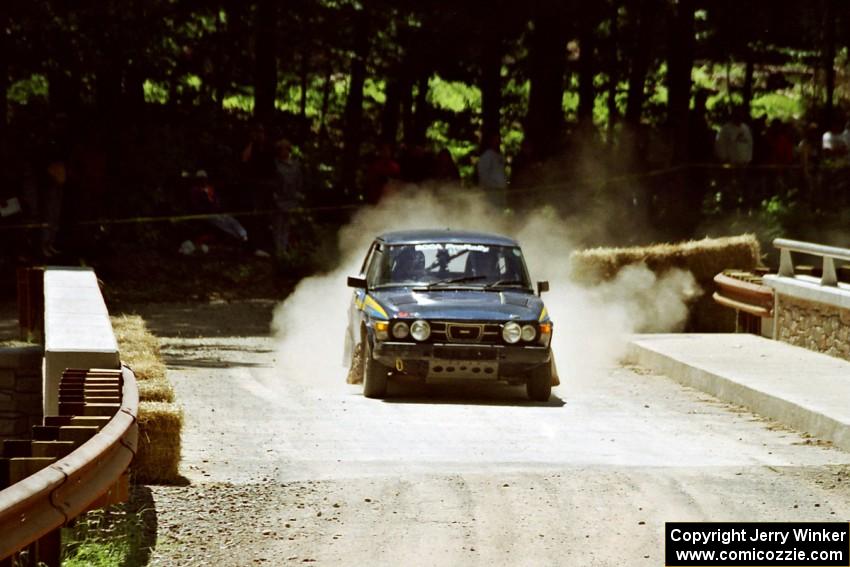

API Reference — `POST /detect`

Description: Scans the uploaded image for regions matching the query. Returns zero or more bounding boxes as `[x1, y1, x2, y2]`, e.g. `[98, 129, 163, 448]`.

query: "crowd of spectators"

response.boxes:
[4, 96, 850, 265]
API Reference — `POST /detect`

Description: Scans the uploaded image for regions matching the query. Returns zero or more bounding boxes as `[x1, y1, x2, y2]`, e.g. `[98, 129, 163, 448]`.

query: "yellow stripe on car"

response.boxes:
[364, 295, 389, 319]
[538, 306, 548, 322]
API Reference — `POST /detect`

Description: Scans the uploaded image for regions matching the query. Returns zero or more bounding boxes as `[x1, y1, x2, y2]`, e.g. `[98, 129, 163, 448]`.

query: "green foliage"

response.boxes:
[8, 75, 48, 104]
[752, 92, 804, 121]
[429, 75, 482, 113]
[143, 80, 169, 105]
[61, 505, 150, 567]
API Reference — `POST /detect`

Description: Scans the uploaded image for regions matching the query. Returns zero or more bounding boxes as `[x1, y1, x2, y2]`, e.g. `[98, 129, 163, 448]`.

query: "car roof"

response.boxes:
[377, 229, 519, 247]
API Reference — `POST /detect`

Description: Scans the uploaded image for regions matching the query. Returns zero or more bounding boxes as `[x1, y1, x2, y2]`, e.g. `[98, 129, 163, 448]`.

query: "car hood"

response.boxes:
[370, 288, 547, 322]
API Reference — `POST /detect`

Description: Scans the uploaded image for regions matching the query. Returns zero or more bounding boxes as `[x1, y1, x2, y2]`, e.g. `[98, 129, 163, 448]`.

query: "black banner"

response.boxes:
[666, 522, 850, 566]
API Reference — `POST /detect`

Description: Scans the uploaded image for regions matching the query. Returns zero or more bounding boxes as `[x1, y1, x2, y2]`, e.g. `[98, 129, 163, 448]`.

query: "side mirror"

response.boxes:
[537, 281, 550, 296]
[347, 276, 367, 289]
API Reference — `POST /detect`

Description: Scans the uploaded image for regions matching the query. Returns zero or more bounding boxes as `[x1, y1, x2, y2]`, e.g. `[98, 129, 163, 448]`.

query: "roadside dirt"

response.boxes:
[121, 299, 850, 566]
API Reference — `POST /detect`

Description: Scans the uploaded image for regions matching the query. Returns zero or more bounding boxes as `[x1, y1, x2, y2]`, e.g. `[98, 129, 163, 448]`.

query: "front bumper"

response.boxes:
[373, 340, 551, 379]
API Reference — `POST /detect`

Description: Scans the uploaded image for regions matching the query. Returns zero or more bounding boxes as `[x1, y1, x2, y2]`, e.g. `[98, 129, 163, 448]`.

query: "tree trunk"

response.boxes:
[666, 0, 695, 164]
[122, 0, 147, 120]
[253, 0, 278, 121]
[400, 75, 415, 144]
[624, 0, 654, 127]
[480, 29, 503, 146]
[742, 49, 754, 118]
[411, 71, 430, 145]
[298, 47, 310, 143]
[94, 2, 122, 119]
[577, 3, 598, 124]
[318, 64, 332, 141]
[525, 1, 566, 157]
[0, 0, 8, 169]
[48, 71, 82, 115]
[824, 0, 836, 125]
[213, 2, 230, 112]
[606, 1, 619, 145]
[381, 78, 402, 144]
[340, 7, 370, 194]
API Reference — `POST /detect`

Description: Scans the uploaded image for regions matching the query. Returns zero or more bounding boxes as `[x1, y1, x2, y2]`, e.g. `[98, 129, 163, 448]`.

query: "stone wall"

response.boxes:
[775, 294, 850, 361]
[0, 346, 43, 440]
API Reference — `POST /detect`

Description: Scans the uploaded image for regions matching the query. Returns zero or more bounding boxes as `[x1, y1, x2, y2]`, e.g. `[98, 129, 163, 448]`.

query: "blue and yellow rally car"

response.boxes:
[344, 229, 556, 401]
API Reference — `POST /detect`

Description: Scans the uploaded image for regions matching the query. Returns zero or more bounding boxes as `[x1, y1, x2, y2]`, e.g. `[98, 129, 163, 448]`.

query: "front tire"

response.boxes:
[362, 338, 388, 398]
[526, 363, 552, 402]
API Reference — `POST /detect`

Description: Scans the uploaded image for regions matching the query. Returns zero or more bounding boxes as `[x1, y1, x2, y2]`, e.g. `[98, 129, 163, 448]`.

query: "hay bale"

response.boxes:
[570, 234, 761, 285]
[570, 234, 762, 331]
[137, 377, 175, 403]
[134, 401, 183, 484]
[111, 315, 166, 382]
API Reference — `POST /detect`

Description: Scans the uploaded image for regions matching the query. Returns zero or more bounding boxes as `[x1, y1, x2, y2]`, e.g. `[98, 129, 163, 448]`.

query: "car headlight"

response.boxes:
[521, 324, 537, 342]
[502, 321, 521, 344]
[410, 320, 431, 341]
[392, 321, 410, 339]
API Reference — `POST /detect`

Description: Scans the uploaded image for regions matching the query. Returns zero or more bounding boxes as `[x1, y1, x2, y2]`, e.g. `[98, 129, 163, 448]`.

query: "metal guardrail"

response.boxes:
[0, 366, 138, 564]
[775, 238, 850, 287]
[712, 270, 776, 335]
[713, 272, 775, 318]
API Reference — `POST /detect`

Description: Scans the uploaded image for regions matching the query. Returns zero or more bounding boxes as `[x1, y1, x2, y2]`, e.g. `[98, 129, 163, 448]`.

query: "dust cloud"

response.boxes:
[271, 186, 699, 387]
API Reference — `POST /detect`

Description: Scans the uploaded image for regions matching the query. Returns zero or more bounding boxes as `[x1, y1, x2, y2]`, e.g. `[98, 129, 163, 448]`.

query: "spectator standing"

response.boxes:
[715, 108, 753, 165]
[431, 148, 460, 184]
[764, 119, 795, 165]
[40, 115, 72, 258]
[240, 122, 276, 255]
[822, 117, 849, 161]
[477, 133, 507, 208]
[363, 143, 400, 204]
[798, 122, 822, 203]
[272, 139, 304, 259]
[399, 143, 432, 184]
[841, 120, 850, 150]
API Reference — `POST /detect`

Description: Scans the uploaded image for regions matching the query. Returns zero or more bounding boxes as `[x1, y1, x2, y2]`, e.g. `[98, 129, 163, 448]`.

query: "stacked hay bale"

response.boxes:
[111, 315, 183, 484]
[570, 234, 762, 331]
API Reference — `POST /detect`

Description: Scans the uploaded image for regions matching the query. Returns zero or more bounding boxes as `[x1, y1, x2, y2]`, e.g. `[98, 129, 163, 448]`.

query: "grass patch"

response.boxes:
[61, 503, 152, 567]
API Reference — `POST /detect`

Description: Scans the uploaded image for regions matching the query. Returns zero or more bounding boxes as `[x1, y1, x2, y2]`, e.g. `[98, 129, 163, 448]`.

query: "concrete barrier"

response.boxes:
[43, 268, 120, 416]
[627, 333, 850, 452]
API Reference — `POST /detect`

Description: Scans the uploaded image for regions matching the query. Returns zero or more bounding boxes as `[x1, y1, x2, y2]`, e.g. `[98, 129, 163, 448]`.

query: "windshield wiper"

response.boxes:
[484, 279, 528, 289]
[426, 275, 487, 288]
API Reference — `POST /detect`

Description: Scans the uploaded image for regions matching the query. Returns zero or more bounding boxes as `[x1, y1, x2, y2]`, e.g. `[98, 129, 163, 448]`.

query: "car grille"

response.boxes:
[429, 321, 502, 344]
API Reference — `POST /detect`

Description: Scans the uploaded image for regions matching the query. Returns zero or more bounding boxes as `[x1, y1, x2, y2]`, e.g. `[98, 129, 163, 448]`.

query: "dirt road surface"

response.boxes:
[130, 300, 850, 566]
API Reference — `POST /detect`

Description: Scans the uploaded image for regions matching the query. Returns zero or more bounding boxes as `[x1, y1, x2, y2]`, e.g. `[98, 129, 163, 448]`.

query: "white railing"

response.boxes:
[774, 238, 850, 287]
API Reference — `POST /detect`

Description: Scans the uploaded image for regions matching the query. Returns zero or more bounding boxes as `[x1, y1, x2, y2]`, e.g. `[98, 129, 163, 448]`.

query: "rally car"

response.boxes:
[344, 229, 556, 401]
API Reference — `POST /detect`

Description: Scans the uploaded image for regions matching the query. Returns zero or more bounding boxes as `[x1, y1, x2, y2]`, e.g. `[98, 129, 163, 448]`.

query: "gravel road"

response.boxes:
[127, 300, 850, 566]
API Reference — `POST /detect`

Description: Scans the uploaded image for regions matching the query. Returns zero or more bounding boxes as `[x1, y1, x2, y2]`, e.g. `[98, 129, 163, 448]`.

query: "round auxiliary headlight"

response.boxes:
[392, 321, 410, 339]
[521, 324, 537, 342]
[502, 321, 522, 344]
[410, 320, 431, 341]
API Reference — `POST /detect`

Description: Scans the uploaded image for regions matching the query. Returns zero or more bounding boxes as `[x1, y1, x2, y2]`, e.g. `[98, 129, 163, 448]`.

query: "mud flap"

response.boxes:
[550, 355, 560, 386]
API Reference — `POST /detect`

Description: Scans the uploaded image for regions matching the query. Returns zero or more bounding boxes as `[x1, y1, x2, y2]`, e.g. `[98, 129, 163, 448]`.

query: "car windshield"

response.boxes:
[372, 242, 532, 289]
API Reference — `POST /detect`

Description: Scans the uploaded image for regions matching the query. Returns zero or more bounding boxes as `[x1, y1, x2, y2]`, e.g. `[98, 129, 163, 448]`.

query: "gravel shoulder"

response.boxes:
[123, 300, 850, 566]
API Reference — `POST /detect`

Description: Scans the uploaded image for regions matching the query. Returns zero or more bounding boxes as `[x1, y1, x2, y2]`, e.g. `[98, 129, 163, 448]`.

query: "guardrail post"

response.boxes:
[778, 248, 794, 277]
[36, 529, 60, 567]
[822, 256, 838, 286]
